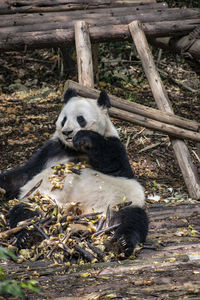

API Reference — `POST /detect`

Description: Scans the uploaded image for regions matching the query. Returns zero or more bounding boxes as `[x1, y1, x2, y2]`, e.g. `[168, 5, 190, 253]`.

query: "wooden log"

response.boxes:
[1, 19, 200, 52]
[75, 21, 94, 88]
[0, 1, 164, 14]
[169, 34, 200, 60]
[129, 20, 200, 199]
[1, 3, 168, 23]
[7, 0, 156, 5]
[1, 16, 199, 37]
[0, 5, 170, 34]
[66, 80, 199, 132]
[110, 107, 200, 142]
[150, 37, 200, 60]
[0, 8, 198, 28]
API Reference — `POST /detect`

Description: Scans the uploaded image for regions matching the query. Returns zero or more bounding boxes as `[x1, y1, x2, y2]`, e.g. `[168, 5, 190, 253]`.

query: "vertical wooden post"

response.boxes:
[74, 20, 94, 88]
[129, 20, 200, 199]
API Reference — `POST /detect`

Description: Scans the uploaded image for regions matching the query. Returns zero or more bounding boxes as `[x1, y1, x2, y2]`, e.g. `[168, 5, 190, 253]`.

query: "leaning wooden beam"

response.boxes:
[75, 20, 94, 88]
[66, 80, 199, 132]
[66, 81, 200, 142]
[129, 20, 200, 199]
[1, 19, 200, 52]
[110, 108, 200, 142]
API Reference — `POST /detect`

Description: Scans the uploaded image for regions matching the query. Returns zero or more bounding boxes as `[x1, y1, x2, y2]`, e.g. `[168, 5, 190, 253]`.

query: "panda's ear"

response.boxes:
[97, 90, 111, 109]
[64, 88, 77, 104]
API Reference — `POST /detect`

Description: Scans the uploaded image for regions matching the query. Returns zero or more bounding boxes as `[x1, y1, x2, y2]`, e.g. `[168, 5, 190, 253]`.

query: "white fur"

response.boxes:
[53, 96, 119, 148]
[19, 167, 145, 214]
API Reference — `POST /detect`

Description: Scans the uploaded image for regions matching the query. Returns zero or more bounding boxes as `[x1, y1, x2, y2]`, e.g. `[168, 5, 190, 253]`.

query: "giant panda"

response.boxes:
[0, 88, 148, 256]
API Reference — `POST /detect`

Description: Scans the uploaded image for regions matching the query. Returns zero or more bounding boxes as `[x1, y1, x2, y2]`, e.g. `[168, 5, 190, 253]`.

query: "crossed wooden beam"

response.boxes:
[68, 20, 200, 199]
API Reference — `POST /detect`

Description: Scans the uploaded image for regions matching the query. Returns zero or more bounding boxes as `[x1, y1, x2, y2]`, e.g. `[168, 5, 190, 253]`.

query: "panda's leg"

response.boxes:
[8, 203, 43, 249]
[109, 206, 149, 256]
[73, 130, 134, 179]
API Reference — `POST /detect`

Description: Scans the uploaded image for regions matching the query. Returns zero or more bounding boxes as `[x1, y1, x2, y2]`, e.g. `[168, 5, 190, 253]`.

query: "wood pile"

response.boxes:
[0, 0, 199, 58]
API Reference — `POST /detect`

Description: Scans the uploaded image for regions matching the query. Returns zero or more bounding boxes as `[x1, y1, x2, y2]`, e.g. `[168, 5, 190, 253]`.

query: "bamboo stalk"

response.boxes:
[0, 218, 39, 239]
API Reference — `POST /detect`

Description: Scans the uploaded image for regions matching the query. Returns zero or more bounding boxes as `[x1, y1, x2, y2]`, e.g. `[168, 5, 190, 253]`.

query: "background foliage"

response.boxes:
[163, 0, 200, 8]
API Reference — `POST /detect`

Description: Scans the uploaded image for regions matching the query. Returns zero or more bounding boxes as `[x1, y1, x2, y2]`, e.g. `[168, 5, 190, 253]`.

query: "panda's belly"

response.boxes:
[19, 168, 145, 215]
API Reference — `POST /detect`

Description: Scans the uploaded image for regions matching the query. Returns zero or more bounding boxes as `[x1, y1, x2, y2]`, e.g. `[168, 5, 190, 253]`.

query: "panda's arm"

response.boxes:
[73, 130, 134, 179]
[0, 139, 69, 199]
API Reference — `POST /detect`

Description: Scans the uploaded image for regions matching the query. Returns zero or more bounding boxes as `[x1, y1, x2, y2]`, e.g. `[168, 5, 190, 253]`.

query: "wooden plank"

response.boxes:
[128, 20, 200, 199]
[75, 20, 94, 88]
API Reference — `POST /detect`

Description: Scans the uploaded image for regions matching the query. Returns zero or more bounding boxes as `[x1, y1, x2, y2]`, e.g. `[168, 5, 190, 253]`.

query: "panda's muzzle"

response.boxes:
[62, 129, 73, 141]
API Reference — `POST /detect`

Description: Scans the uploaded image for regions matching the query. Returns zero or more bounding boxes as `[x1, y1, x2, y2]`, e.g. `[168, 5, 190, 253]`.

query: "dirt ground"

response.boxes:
[0, 46, 200, 299]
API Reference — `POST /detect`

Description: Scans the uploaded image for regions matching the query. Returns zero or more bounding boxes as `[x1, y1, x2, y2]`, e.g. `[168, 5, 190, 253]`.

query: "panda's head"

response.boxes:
[54, 88, 119, 147]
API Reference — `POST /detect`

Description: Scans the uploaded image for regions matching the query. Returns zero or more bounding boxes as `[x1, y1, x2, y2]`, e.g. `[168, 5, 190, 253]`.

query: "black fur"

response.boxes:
[14, 229, 44, 249]
[77, 115, 87, 128]
[61, 116, 67, 127]
[0, 138, 82, 199]
[108, 206, 149, 256]
[0, 89, 148, 254]
[73, 130, 134, 179]
[8, 203, 42, 249]
[8, 203, 40, 228]
[97, 90, 111, 108]
[64, 88, 77, 104]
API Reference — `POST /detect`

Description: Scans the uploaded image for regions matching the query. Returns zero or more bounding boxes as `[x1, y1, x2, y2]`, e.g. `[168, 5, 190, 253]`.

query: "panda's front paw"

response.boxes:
[73, 130, 94, 152]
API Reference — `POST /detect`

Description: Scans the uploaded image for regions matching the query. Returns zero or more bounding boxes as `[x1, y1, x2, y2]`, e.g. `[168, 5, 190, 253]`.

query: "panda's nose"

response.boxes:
[62, 130, 73, 137]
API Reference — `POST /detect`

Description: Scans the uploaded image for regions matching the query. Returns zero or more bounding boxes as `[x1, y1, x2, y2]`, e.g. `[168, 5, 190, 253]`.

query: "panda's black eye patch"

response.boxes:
[61, 116, 67, 127]
[77, 115, 87, 128]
